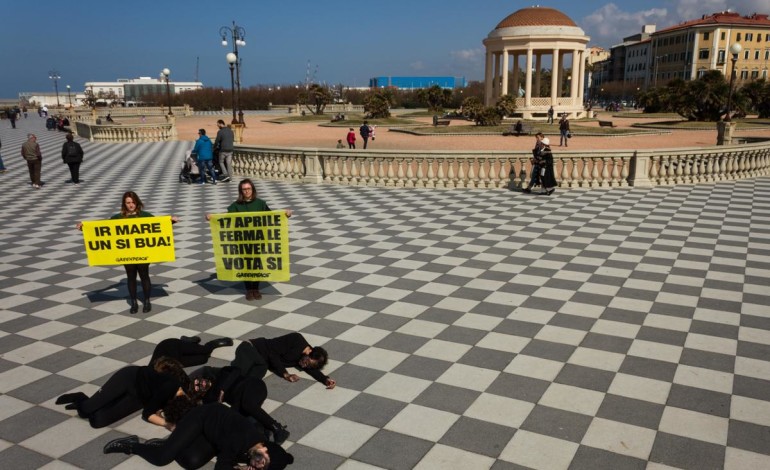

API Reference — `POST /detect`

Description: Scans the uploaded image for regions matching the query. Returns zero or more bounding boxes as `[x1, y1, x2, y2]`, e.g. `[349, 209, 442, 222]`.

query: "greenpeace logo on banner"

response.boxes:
[209, 211, 291, 282]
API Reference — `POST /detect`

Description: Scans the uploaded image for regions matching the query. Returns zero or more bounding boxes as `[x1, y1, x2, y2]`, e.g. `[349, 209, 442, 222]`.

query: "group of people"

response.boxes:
[344, 121, 375, 149]
[56, 331, 336, 469]
[75, 178, 290, 314]
[190, 119, 235, 184]
[524, 132, 557, 195]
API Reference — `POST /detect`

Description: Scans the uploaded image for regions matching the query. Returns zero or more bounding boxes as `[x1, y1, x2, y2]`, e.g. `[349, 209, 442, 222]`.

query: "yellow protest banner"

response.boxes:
[82, 216, 176, 266]
[209, 211, 290, 282]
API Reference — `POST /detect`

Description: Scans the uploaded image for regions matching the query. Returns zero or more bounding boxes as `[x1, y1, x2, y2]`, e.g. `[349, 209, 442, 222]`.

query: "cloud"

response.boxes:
[450, 48, 483, 62]
[581, 3, 668, 47]
[582, 1, 770, 48]
[410, 61, 425, 71]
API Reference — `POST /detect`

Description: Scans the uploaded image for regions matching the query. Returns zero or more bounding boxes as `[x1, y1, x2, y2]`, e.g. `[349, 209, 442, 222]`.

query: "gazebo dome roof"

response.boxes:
[495, 6, 577, 29]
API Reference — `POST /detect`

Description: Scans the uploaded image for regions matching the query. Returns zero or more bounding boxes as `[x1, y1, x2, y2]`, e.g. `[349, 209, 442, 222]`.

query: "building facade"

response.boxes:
[85, 77, 203, 105]
[368, 76, 466, 89]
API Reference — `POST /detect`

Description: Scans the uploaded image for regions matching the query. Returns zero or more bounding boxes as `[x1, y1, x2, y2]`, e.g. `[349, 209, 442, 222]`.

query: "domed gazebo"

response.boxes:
[483, 6, 590, 119]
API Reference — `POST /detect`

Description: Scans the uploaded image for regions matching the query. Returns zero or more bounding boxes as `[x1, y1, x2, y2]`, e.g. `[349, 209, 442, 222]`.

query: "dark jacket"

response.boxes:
[214, 126, 235, 152]
[249, 333, 329, 385]
[62, 140, 84, 163]
[359, 124, 371, 138]
[539, 147, 558, 188]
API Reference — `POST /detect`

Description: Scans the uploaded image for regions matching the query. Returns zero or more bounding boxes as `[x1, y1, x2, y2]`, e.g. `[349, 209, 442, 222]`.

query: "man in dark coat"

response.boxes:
[61, 133, 84, 184]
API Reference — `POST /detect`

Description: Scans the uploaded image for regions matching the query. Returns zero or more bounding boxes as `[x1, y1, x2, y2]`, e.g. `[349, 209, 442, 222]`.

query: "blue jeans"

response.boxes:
[560, 130, 569, 146]
[197, 159, 217, 183]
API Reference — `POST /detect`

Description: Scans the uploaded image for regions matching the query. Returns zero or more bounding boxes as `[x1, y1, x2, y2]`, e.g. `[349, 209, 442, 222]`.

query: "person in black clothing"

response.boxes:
[55, 359, 188, 429]
[359, 121, 371, 149]
[61, 132, 84, 185]
[537, 137, 558, 195]
[523, 132, 545, 194]
[149, 336, 233, 369]
[103, 402, 294, 470]
[194, 365, 291, 444]
[231, 332, 336, 389]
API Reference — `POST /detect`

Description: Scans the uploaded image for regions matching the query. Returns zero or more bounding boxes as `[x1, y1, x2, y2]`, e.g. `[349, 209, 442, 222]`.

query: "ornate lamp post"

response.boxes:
[725, 42, 742, 122]
[49, 70, 61, 107]
[160, 68, 173, 115]
[226, 53, 238, 124]
[220, 21, 246, 124]
[66, 85, 72, 108]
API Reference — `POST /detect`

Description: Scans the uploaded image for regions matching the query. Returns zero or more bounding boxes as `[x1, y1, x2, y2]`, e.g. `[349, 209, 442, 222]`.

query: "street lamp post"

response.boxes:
[220, 89, 224, 112]
[160, 68, 173, 115]
[725, 42, 742, 122]
[66, 85, 72, 108]
[49, 70, 61, 107]
[226, 53, 238, 124]
[220, 21, 246, 124]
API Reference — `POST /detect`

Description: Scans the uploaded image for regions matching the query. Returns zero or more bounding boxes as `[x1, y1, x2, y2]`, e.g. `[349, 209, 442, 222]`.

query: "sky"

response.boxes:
[2, 0, 768, 99]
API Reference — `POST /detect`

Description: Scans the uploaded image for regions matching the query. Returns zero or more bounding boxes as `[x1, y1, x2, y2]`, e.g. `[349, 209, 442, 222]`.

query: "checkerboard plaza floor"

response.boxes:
[1, 117, 770, 470]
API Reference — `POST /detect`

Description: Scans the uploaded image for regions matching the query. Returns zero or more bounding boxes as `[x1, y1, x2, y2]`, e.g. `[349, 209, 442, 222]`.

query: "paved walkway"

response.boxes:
[1, 116, 770, 469]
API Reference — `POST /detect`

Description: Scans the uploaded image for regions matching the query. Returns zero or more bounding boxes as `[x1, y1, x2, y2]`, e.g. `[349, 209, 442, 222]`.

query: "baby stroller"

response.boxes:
[179, 150, 222, 184]
[179, 150, 203, 184]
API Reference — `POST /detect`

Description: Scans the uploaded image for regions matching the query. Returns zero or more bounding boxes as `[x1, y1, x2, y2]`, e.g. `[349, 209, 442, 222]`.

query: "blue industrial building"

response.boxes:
[369, 76, 466, 89]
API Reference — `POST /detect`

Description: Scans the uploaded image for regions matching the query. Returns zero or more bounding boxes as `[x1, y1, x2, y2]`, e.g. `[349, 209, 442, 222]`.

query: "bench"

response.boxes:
[503, 123, 534, 136]
[435, 120, 450, 126]
[598, 120, 616, 128]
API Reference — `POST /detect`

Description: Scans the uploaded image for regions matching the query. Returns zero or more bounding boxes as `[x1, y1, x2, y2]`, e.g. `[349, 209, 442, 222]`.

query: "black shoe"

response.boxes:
[103, 435, 139, 455]
[547, 189, 555, 195]
[271, 423, 290, 445]
[142, 300, 151, 313]
[205, 337, 234, 349]
[130, 300, 139, 314]
[180, 335, 201, 344]
[56, 392, 88, 405]
[144, 438, 167, 447]
[523, 188, 531, 194]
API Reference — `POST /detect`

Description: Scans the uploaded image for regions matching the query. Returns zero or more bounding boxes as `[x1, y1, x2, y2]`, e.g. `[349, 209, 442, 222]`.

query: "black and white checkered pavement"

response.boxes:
[1, 116, 770, 469]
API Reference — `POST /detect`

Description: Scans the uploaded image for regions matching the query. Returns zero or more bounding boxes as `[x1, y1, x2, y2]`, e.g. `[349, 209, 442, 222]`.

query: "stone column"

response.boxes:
[485, 50, 494, 106]
[534, 53, 542, 97]
[571, 49, 580, 105]
[577, 50, 586, 105]
[166, 113, 177, 139]
[513, 54, 521, 97]
[502, 50, 509, 97]
[232, 122, 245, 144]
[525, 49, 533, 108]
[551, 48, 560, 104]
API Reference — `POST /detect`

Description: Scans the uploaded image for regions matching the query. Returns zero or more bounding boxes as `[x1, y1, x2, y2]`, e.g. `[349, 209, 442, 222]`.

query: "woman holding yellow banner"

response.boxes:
[206, 179, 292, 301]
[78, 191, 179, 314]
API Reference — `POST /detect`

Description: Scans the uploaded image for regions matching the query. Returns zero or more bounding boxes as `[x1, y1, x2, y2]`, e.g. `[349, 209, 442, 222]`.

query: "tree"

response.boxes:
[297, 84, 332, 115]
[364, 89, 393, 118]
[675, 71, 728, 121]
[461, 96, 483, 121]
[739, 79, 770, 118]
[495, 94, 517, 118]
[474, 106, 501, 126]
[416, 85, 452, 112]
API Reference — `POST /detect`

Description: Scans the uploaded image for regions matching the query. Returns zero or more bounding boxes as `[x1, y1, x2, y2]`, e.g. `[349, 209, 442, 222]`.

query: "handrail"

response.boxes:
[230, 141, 770, 189]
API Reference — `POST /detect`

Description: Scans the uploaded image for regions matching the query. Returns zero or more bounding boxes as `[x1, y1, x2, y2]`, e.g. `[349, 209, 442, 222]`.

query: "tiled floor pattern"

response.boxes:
[1, 117, 769, 469]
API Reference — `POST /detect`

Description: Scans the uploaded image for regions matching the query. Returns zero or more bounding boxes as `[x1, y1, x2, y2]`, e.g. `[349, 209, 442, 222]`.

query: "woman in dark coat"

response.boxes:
[539, 138, 558, 195]
[61, 132, 84, 184]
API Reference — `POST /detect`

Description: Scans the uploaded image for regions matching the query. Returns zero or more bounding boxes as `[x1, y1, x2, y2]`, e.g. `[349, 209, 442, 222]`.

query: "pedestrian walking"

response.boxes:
[21, 133, 43, 188]
[61, 132, 84, 185]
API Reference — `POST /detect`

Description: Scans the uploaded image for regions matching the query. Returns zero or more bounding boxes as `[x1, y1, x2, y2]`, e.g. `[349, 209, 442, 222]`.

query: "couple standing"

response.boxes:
[523, 132, 557, 195]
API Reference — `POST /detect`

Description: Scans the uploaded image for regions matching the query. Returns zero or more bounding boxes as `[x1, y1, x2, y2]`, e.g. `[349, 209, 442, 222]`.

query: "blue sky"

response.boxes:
[1, 0, 767, 98]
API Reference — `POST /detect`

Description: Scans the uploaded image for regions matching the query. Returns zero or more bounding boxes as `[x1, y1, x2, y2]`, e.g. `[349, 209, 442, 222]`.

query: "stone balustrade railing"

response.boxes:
[231, 141, 770, 189]
[64, 106, 192, 120]
[74, 121, 175, 143]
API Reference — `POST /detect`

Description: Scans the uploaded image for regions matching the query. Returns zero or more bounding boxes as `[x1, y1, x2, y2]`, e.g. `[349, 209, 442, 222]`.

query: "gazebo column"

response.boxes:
[577, 50, 586, 104]
[492, 52, 500, 104]
[525, 48, 533, 108]
[501, 49, 509, 97]
[485, 50, 493, 106]
[557, 51, 566, 97]
[571, 49, 580, 106]
[551, 48, 560, 104]
[512, 54, 520, 97]
[534, 53, 542, 97]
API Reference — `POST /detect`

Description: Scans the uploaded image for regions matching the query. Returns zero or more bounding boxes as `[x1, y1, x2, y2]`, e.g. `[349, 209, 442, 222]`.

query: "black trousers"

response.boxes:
[132, 407, 215, 468]
[78, 366, 141, 428]
[67, 162, 81, 183]
[244, 280, 260, 291]
[150, 339, 215, 368]
[231, 342, 269, 379]
[124, 263, 151, 301]
[227, 376, 276, 430]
